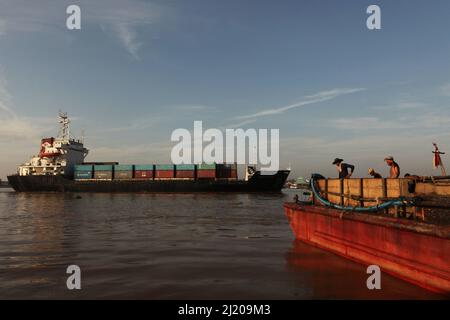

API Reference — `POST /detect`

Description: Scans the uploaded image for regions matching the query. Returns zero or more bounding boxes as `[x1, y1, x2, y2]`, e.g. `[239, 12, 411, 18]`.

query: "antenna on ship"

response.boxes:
[80, 129, 85, 144]
[58, 110, 70, 141]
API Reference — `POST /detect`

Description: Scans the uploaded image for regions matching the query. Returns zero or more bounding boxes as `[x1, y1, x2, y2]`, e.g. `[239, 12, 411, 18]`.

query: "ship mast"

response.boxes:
[58, 111, 70, 141]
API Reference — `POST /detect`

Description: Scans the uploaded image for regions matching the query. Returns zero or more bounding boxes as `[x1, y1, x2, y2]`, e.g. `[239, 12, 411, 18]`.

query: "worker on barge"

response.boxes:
[368, 168, 382, 178]
[384, 156, 400, 178]
[332, 158, 355, 179]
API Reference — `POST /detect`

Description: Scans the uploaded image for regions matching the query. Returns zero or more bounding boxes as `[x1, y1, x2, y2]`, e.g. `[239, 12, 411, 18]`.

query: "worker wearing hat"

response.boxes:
[332, 158, 355, 179]
[384, 156, 400, 178]
[368, 168, 382, 178]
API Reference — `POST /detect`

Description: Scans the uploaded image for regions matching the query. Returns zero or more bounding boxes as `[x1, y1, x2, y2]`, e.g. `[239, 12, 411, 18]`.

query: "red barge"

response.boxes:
[284, 175, 450, 294]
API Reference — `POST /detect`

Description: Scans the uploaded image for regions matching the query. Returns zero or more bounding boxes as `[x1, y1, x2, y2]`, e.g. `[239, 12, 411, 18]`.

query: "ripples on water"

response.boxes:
[0, 188, 442, 299]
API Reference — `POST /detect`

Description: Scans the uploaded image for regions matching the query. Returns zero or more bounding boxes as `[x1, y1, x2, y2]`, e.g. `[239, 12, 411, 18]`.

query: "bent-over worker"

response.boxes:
[332, 158, 355, 179]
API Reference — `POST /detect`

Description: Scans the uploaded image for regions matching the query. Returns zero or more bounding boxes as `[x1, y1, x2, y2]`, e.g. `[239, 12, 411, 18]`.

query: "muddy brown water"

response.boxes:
[0, 188, 443, 299]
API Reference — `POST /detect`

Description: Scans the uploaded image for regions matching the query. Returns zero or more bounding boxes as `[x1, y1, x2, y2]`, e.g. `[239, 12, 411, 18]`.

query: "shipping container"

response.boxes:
[197, 163, 216, 170]
[175, 164, 195, 171]
[75, 164, 93, 171]
[134, 164, 154, 171]
[94, 165, 113, 171]
[155, 170, 175, 179]
[74, 171, 93, 180]
[94, 171, 113, 179]
[114, 171, 133, 179]
[197, 169, 216, 179]
[155, 164, 174, 171]
[216, 163, 237, 179]
[134, 170, 153, 179]
[176, 170, 195, 178]
[176, 164, 195, 170]
[114, 164, 134, 171]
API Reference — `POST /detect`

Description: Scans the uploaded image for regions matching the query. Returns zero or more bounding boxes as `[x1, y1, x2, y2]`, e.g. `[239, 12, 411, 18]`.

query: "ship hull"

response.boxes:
[284, 203, 450, 294]
[7, 170, 290, 193]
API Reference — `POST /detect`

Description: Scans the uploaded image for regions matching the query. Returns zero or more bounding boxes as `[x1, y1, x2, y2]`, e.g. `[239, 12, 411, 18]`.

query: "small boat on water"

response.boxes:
[284, 174, 450, 294]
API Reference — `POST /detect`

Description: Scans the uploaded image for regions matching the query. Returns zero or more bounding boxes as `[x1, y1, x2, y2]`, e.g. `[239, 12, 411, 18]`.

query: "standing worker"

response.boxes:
[384, 156, 400, 178]
[332, 158, 355, 179]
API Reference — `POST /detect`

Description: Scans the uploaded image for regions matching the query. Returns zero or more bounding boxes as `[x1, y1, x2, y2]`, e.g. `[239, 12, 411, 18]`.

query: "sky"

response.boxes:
[1, 0, 450, 180]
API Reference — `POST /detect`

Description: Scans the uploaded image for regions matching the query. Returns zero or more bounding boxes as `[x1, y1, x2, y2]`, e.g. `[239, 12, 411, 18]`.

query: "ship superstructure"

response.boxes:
[17, 112, 88, 177]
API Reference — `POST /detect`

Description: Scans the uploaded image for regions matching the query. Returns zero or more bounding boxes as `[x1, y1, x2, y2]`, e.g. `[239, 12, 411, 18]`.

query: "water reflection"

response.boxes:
[285, 240, 444, 299]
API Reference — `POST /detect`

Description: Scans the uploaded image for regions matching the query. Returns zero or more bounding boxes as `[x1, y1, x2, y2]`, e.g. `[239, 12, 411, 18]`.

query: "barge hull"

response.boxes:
[284, 203, 450, 294]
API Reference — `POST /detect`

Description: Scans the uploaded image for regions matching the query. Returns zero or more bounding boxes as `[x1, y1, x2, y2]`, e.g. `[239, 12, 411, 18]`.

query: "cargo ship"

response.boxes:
[7, 113, 290, 192]
[284, 174, 450, 294]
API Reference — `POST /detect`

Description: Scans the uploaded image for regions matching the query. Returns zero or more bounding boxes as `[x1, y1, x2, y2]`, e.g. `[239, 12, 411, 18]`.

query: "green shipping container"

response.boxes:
[176, 164, 195, 170]
[155, 164, 174, 170]
[198, 163, 216, 170]
[75, 165, 93, 171]
[134, 164, 154, 171]
[94, 165, 113, 171]
[114, 164, 134, 171]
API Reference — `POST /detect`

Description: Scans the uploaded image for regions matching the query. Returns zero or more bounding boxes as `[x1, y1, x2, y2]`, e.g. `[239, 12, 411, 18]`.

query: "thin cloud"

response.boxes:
[326, 114, 450, 131]
[328, 117, 407, 130]
[440, 83, 450, 96]
[221, 119, 257, 129]
[89, 0, 161, 60]
[234, 88, 366, 121]
[0, 0, 163, 60]
[114, 23, 143, 60]
[0, 69, 53, 140]
[0, 18, 5, 36]
[371, 101, 428, 110]
[174, 105, 211, 111]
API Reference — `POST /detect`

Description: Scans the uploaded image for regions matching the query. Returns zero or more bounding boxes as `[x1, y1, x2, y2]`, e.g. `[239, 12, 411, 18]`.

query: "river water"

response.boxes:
[0, 188, 442, 299]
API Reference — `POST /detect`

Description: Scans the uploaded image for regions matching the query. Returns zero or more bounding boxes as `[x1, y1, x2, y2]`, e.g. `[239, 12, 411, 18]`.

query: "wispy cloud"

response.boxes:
[0, 18, 5, 36]
[0, 73, 14, 117]
[221, 119, 257, 129]
[89, 0, 161, 60]
[234, 88, 366, 121]
[0, 0, 163, 59]
[114, 23, 142, 60]
[173, 105, 211, 111]
[326, 114, 450, 131]
[327, 117, 406, 130]
[0, 69, 53, 140]
[371, 101, 428, 110]
[101, 116, 166, 133]
[440, 83, 450, 96]
[91, 141, 173, 163]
